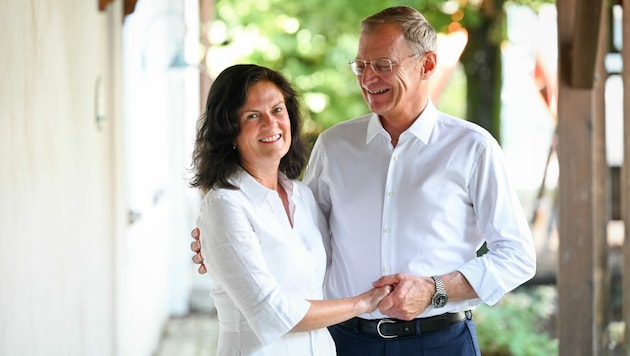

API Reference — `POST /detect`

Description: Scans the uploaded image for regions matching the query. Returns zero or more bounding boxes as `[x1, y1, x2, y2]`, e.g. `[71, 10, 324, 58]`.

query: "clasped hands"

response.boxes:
[190, 228, 434, 320]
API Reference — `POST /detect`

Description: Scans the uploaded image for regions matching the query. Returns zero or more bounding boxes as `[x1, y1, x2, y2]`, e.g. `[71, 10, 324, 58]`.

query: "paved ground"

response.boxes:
[153, 312, 218, 356]
[153, 289, 219, 356]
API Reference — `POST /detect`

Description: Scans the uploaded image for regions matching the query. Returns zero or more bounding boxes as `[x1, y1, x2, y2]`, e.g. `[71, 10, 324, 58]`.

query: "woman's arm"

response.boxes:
[200, 192, 391, 340]
[291, 286, 391, 332]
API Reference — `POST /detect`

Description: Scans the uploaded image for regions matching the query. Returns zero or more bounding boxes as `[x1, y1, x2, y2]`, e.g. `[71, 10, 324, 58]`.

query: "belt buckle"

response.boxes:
[376, 319, 398, 339]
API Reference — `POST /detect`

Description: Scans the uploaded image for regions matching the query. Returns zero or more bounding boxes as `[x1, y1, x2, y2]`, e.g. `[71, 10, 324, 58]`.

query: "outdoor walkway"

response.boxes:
[153, 289, 219, 356]
[154, 313, 218, 356]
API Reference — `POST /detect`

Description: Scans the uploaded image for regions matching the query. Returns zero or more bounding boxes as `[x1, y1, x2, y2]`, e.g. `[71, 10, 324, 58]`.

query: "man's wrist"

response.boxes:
[431, 275, 448, 308]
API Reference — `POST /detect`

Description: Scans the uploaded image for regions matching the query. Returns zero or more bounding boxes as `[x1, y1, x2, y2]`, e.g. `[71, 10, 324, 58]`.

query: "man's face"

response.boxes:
[355, 23, 425, 120]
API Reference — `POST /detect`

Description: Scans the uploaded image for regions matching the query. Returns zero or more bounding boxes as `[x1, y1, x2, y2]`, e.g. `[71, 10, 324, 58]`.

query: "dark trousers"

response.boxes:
[328, 318, 481, 356]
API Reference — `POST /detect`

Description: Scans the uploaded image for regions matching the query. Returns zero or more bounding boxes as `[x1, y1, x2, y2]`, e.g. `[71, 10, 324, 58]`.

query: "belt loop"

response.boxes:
[414, 317, 422, 335]
[465, 310, 472, 320]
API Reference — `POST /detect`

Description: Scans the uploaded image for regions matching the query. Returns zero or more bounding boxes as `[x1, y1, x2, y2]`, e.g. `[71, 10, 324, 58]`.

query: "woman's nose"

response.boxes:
[261, 113, 276, 125]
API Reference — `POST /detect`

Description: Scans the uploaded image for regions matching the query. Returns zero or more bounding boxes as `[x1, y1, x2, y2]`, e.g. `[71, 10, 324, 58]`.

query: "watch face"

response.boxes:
[433, 293, 448, 308]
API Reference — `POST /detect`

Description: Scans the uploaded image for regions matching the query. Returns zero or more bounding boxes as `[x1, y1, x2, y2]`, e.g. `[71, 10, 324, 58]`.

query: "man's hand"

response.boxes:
[190, 227, 207, 274]
[372, 274, 434, 320]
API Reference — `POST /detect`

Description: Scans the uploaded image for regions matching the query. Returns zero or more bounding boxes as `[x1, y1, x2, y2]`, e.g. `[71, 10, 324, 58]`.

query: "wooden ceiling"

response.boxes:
[98, 0, 138, 17]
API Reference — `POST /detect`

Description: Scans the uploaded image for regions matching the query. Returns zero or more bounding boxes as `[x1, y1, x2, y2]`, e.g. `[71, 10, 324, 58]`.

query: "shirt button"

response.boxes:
[393, 155, 399, 161]
[388, 191, 394, 197]
[384, 228, 391, 233]
[383, 266, 391, 272]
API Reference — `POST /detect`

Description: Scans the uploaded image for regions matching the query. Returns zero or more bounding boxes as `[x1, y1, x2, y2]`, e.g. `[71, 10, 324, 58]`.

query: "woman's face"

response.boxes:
[235, 80, 292, 173]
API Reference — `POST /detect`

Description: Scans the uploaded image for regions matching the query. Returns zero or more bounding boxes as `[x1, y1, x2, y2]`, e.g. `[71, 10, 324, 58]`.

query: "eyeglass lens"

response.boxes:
[350, 59, 393, 75]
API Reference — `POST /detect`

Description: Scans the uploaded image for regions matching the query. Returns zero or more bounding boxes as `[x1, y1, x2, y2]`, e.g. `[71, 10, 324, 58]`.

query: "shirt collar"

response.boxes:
[231, 168, 295, 207]
[366, 99, 438, 145]
[366, 112, 383, 144]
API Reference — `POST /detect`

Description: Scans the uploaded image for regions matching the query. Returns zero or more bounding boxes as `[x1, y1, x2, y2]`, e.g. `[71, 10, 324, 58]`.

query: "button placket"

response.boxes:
[381, 148, 401, 275]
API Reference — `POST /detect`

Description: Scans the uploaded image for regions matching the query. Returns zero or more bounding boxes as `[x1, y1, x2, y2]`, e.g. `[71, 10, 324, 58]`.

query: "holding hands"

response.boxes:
[372, 274, 434, 320]
[191, 228, 434, 319]
[356, 285, 393, 315]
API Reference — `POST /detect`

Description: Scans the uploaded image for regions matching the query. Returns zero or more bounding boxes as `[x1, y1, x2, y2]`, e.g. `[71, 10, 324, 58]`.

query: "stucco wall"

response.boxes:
[0, 1, 123, 355]
[0, 0, 200, 354]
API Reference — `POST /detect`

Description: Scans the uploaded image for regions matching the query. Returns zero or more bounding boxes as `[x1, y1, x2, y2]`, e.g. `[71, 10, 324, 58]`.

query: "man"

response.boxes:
[191, 6, 536, 355]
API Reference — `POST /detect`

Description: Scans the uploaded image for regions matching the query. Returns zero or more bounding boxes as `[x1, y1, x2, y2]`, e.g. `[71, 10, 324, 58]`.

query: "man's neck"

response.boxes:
[379, 98, 429, 146]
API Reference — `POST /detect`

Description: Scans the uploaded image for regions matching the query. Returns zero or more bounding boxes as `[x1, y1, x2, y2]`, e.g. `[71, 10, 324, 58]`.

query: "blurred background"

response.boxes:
[0, 0, 625, 355]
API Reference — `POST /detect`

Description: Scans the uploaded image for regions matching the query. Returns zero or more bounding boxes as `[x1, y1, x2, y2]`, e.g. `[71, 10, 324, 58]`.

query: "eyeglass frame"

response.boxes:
[348, 53, 423, 76]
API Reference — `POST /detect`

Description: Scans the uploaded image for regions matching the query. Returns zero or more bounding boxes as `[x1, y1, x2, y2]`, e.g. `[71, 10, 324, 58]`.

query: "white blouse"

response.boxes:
[197, 169, 335, 356]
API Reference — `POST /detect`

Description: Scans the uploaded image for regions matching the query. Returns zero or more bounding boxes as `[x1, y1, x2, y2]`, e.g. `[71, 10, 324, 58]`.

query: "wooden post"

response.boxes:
[570, 0, 603, 88]
[592, 1, 610, 354]
[556, 0, 604, 354]
[622, 0, 630, 353]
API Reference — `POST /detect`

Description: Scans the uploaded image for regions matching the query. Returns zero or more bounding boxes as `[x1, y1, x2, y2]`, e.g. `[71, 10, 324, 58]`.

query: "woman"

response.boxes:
[190, 64, 390, 356]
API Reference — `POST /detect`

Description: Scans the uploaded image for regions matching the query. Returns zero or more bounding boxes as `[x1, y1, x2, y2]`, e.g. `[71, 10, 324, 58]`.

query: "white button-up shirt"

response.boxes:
[303, 100, 536, 319]
[198, 169, 335, 356]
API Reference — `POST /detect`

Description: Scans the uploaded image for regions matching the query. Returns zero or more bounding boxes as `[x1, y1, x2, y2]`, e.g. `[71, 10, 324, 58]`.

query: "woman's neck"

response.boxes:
[241, 163, 279, 190]
[243, 165, 292, 227]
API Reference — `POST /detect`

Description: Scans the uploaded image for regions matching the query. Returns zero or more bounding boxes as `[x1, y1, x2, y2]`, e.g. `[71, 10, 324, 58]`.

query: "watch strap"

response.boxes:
[431, 275, 445, 294]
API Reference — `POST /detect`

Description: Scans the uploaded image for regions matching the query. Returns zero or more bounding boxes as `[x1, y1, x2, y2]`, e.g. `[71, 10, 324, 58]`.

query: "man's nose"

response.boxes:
[360, 65, 378, 85]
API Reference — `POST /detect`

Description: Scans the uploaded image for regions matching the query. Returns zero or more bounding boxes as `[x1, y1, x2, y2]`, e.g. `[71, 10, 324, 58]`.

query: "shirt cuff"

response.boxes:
[248, 296, 311, 345]
[458, 261, 505, 306]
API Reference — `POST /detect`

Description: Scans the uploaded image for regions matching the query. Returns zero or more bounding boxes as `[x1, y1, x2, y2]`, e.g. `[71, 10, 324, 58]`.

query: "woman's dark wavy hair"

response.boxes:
[190, 64, 308, 192]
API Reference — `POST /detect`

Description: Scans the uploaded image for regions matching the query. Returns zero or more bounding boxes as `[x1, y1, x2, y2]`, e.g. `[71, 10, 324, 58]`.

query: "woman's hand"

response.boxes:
[355, 285, 392, 314]
[190, 227, 207, 274]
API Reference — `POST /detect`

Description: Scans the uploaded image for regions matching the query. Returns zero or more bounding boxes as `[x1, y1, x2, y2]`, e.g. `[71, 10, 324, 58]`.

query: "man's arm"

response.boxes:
[190, 228, 207, 274]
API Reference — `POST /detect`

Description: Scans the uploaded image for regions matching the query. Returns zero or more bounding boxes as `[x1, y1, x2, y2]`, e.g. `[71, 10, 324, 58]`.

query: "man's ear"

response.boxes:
[421, 51, 437, 79]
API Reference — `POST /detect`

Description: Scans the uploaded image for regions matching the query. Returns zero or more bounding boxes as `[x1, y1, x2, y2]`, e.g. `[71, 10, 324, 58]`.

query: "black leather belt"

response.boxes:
[338, 310, 472, 339]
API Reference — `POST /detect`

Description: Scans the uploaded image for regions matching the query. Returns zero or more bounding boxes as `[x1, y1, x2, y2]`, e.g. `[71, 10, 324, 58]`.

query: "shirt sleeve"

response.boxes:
[297, 181, 332, 272]
[197, 192, 311, 345]
[302, 140, 334, 269]
[303, 137, 332, 218]
[458, 138, 537, 305]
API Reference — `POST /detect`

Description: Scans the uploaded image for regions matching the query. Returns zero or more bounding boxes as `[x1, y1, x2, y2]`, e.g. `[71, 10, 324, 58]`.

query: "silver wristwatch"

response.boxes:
[431, 275, 448, 308]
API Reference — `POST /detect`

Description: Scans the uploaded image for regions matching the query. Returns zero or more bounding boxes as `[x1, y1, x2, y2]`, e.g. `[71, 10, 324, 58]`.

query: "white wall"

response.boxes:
[0, 1, 199, 355]
[0, 1, 122, 355]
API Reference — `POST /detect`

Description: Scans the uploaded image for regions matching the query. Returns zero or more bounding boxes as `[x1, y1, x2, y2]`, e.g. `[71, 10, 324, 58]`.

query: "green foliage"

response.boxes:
[205, 0, 554, 135]
[436, 63, 467, 118]
[475, 286, 558, 356]
[508, 0, 556, 13]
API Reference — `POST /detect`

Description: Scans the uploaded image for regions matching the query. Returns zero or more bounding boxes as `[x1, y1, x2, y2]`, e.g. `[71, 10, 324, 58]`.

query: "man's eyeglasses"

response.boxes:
[349, 54, 422, 76]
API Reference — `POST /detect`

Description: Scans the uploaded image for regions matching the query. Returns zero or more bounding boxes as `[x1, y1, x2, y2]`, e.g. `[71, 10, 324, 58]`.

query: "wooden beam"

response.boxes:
[556, 0, 597, 354]
[123, 0, 138, 17]
[99, 0, 138, 18]
[98, 0, 115, 11]
[570, 0, 604, 88]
